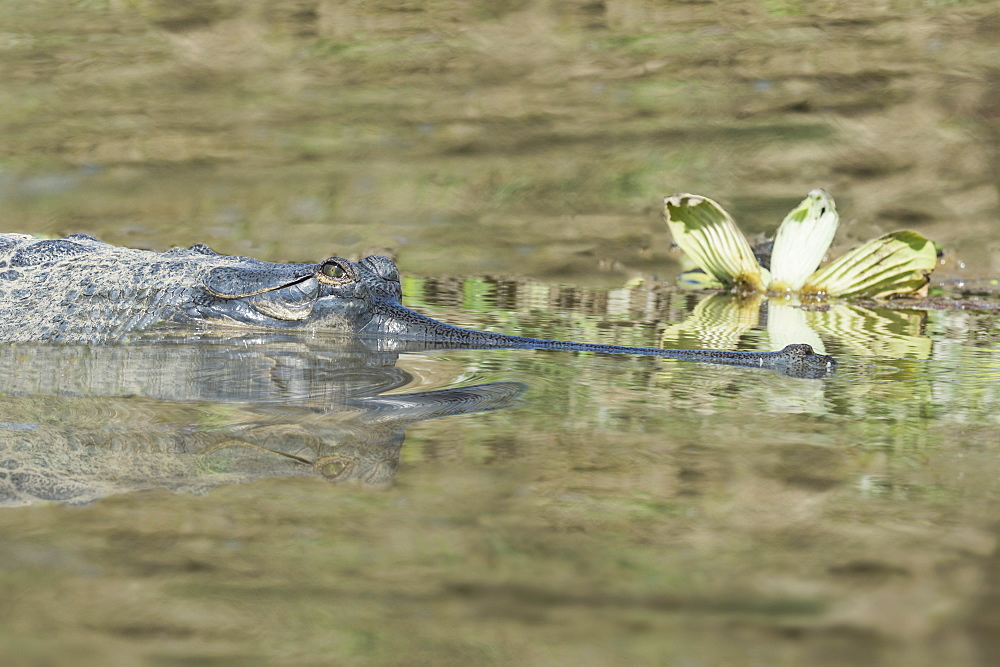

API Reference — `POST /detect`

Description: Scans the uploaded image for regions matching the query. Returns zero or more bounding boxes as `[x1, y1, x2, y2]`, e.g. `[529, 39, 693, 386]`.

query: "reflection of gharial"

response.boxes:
[0, 340, 525, 506]
[0, 233, 836, 378]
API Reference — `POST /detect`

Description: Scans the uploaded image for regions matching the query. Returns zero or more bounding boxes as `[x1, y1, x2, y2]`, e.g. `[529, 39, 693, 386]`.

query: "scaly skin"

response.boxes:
[0, 233, 838, 378]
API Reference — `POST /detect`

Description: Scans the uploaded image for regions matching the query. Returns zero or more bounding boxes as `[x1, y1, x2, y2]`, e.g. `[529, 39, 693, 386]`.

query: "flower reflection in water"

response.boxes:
[661, 293, 931, 360]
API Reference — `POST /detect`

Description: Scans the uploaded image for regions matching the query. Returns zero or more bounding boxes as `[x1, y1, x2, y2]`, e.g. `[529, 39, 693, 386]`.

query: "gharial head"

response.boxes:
[195, 254, 406, 331]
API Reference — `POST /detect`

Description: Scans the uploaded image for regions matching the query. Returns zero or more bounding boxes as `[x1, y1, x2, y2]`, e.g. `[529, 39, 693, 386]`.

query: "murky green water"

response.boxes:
[1, 1, 998, 664]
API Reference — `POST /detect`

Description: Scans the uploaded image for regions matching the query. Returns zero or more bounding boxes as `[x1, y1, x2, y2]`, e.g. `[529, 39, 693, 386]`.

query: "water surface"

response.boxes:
[0, 0, 998, 664]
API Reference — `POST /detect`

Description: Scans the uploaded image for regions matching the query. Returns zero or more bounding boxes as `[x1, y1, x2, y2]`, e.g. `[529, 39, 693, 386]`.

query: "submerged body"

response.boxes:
[0, 233, 837, 377]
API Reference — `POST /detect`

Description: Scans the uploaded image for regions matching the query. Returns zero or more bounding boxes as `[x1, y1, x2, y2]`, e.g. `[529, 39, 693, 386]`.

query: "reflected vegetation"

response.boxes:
[0, 336, 524, 505]
[409, 272, 937, 360]
[660, 292, 932, 358]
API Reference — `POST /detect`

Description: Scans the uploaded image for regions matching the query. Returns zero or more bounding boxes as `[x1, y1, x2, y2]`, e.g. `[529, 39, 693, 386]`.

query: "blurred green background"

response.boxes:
[2, 0, 997, 283]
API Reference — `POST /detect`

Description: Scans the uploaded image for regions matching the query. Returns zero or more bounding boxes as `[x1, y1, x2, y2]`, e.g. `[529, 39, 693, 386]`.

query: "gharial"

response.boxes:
[0, 233, 838, 378]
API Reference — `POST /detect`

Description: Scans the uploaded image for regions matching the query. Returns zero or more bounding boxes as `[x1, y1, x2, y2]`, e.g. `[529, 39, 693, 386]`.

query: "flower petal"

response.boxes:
[802, 231, 937, 298]
[663, 194, 768, 293]
[676, 269, 725, 290]
[769, 189, 839, 294]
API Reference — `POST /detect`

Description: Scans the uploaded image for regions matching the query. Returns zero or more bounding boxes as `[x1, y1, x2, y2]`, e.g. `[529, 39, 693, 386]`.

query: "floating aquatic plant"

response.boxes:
[663, 190, 938, 299]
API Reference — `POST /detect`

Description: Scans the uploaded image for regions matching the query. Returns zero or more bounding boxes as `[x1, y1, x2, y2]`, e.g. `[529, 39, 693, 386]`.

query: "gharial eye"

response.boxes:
[316, 457, 350, 480]
[318, 259, 354, 284]
[323, 262, 345, 279]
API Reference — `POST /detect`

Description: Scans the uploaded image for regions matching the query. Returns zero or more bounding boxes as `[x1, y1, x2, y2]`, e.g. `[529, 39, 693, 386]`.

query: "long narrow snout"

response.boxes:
[360, 300, 838, 379]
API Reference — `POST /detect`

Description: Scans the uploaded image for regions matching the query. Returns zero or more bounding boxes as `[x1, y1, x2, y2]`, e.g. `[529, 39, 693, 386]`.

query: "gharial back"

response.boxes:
[0, 233, 243, 343]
